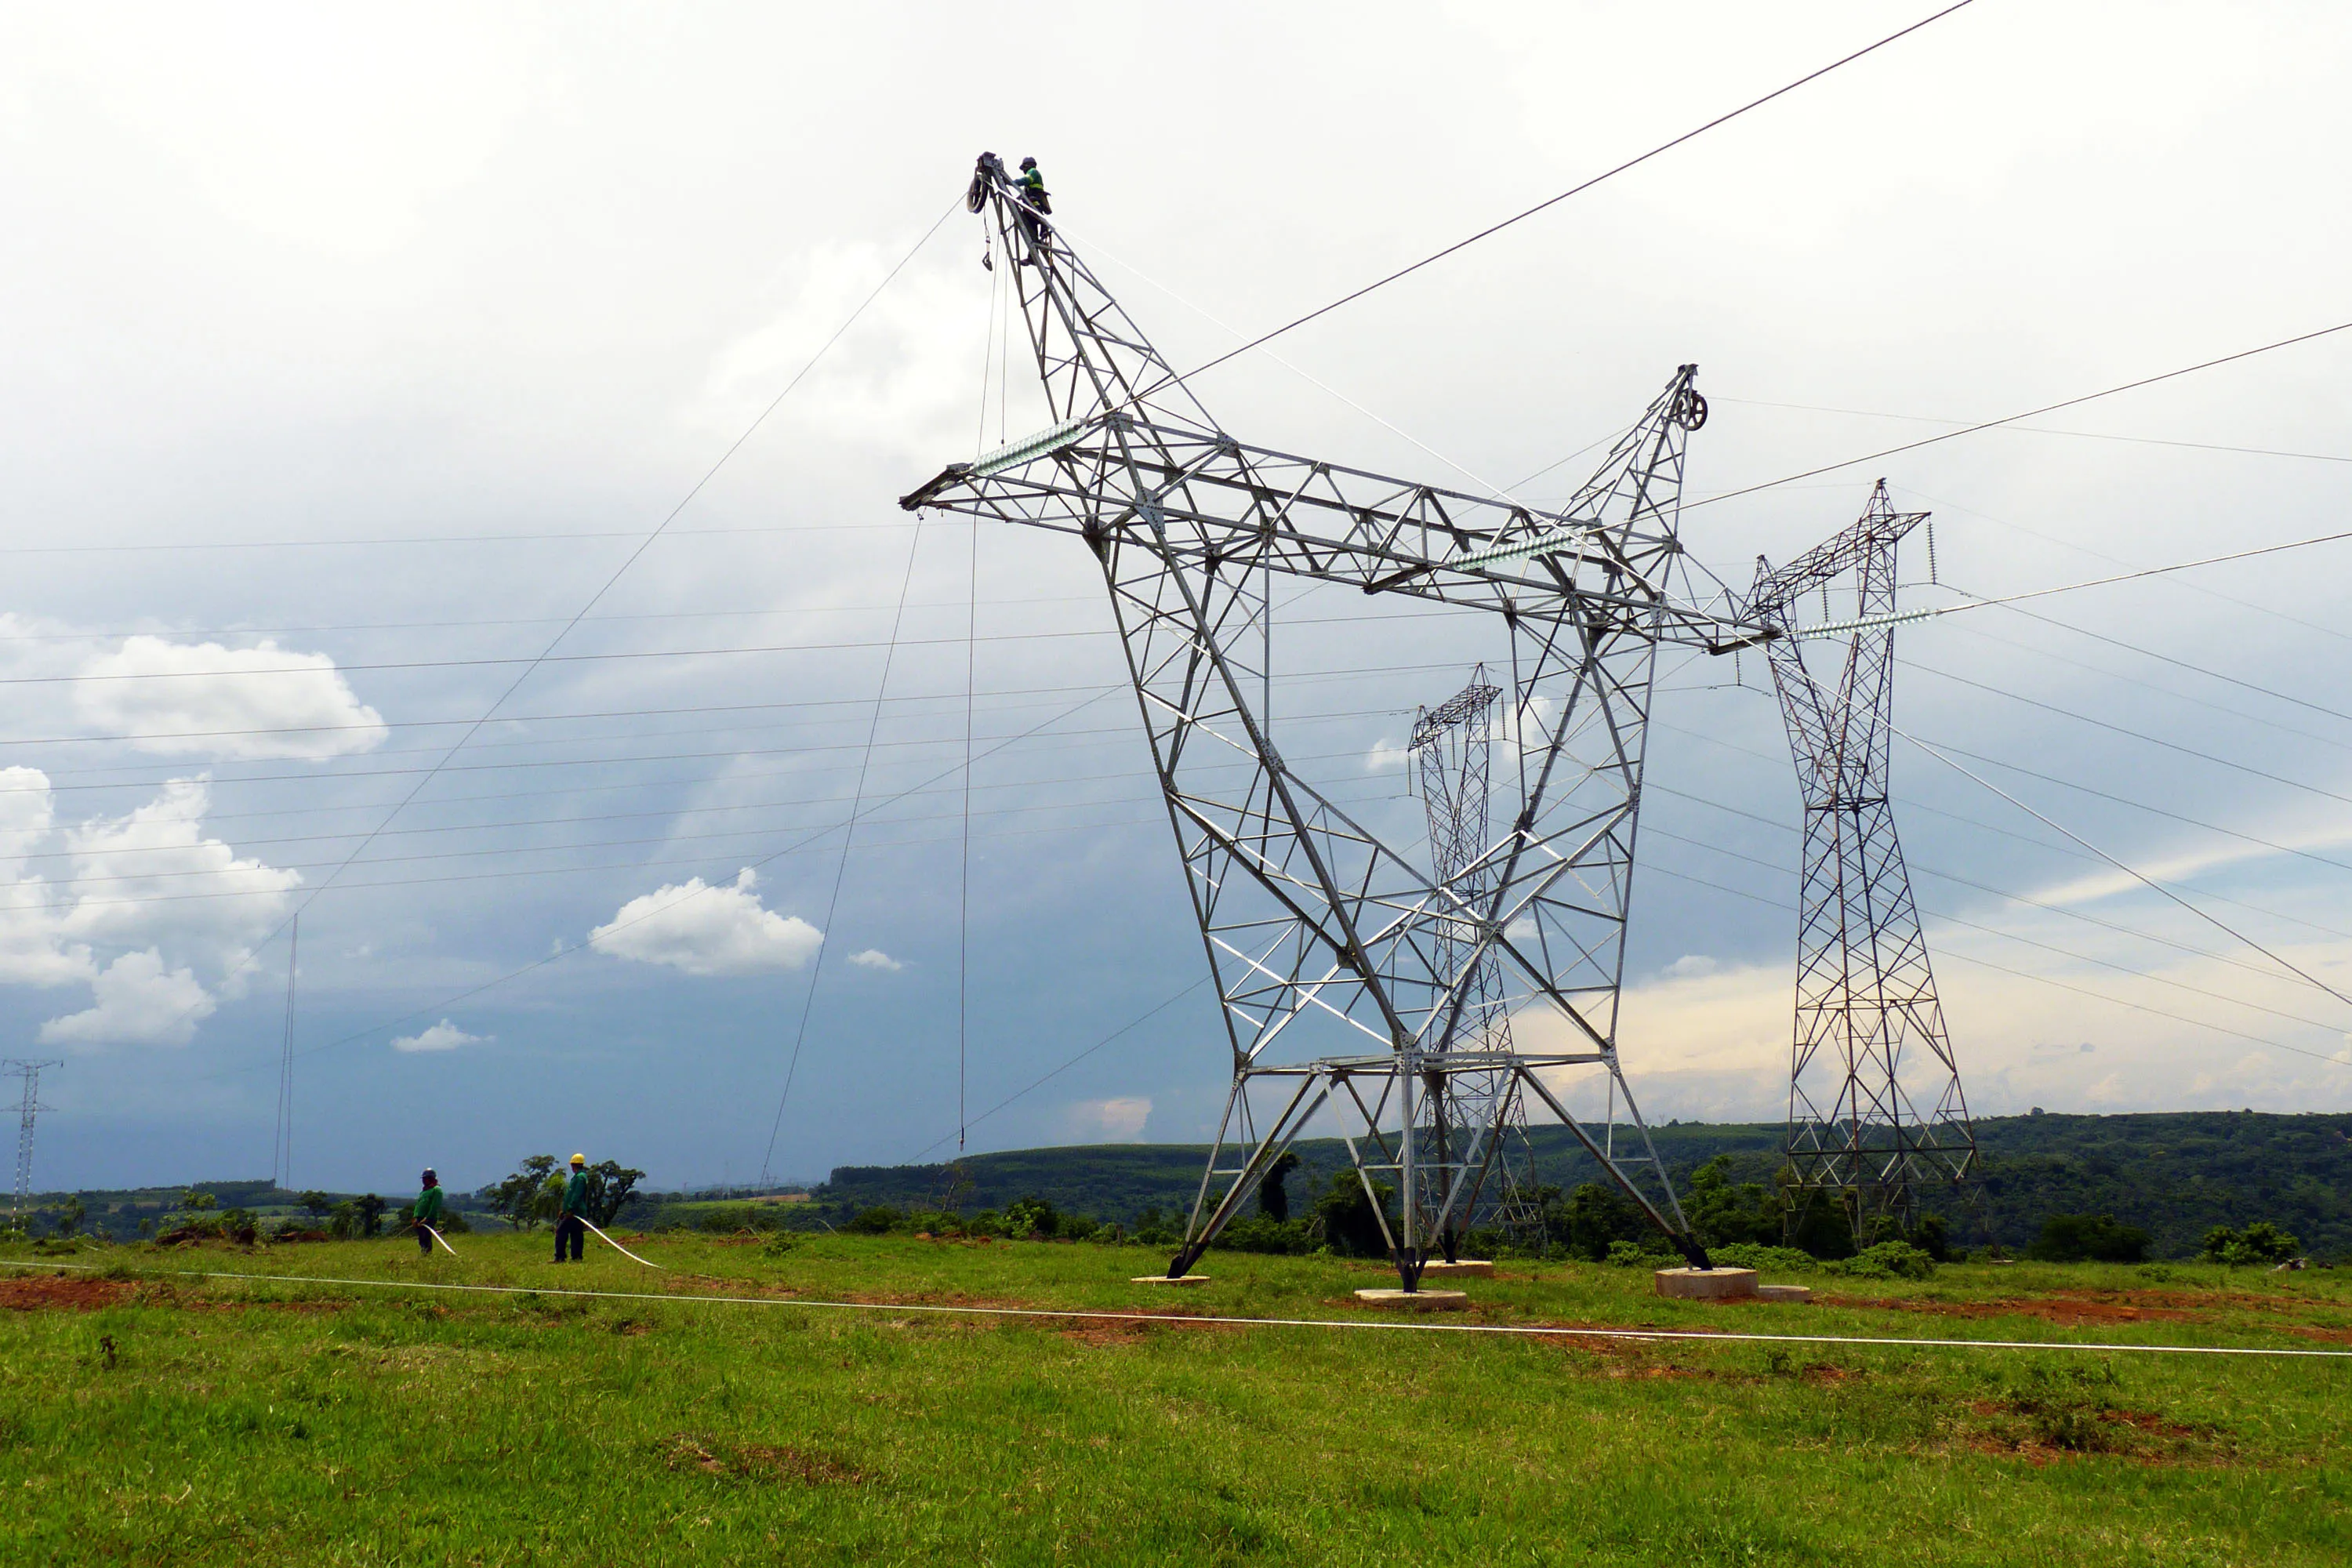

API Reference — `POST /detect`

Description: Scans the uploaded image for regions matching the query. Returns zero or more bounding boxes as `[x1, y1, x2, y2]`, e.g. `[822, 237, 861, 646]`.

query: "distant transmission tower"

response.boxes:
[5, 1058, 62, 1218]
[906, 152, 1739, 1287]
[1750, 481, 1976, 1243]
[1410, 668, 1540, 1245]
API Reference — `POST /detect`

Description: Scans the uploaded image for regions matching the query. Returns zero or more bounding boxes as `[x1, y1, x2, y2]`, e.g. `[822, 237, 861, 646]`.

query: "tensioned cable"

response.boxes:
[1774, 526, 2352, 641]
[1639, 860, 2351, 1067]
[1900, 485, 2352, 651]
[5, 1258, 2339, 1359]
[1722, 394, 2352, 466]
[959, 520, 978, 1154]
[905, 975, 1212, 1165]
[1646, 825, 2350, 1036]
[173, 199, 963, 1041]
[1693, 318, 2352, 511]
[767, 512, 978, 1181]
[1897, 730, 2352, 1015]
[1138, 2, 1977, 399]
[1986, 598, 2352, 729]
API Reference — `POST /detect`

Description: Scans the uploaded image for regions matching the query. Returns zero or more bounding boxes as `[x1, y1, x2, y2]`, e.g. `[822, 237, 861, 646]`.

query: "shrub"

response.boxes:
[2201, 1221, 2299, 1266]
[843, 1206, 905, 1236]
[1312, 1172, 1395, 1259]
[2027, 1214, 2151, 1264]
[1602, 1240, 1653, 1268]
[1825, 1241, 1936, 1280]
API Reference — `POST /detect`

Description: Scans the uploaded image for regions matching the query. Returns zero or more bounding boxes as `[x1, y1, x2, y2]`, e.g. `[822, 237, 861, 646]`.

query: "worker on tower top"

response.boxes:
[554, 1153, 590, 1262]
[1014, 156, 1051, 256]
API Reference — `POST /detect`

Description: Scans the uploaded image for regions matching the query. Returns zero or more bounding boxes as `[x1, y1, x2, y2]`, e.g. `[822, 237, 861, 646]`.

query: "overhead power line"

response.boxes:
[1151, 1, 1977, 394]
[1694, 318, 2352, 510]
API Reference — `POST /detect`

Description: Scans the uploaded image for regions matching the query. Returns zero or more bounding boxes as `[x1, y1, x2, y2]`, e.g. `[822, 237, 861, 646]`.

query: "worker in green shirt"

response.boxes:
[554, 1152, 590, 1262]
[412, 1169, 446, 1257]
[1014, 155, 1051, 254]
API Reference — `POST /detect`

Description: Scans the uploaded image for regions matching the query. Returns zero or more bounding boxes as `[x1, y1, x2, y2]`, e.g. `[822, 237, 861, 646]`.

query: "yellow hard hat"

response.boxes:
[570, 1152, 586, 1166]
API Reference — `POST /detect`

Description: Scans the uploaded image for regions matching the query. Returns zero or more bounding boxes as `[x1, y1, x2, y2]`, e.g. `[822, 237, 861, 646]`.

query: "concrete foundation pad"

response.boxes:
[1355, 1288, 1470, 1311]
[1755, 1284, 1813, 1303]
[1653, 1266, 1759, 1301]
[1417, 1259, 1495, 1279]
[1131, 1275, 1210, 1286]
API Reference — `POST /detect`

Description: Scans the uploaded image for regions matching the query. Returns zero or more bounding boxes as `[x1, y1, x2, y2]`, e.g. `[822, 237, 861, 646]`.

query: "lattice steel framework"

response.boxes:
[905, 153, 1742, 1285]
[1750, 482, 1976, 1241]
[5, 1058, 60, 1218]
[1410, 670, 1540, 1245]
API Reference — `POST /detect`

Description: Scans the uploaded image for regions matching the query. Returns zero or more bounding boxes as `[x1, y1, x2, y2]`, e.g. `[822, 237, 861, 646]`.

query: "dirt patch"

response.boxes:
[0, 1275, 133, 1312]
[1824, 1294, 2196, 1327]
[661, 1432, 861, 1486]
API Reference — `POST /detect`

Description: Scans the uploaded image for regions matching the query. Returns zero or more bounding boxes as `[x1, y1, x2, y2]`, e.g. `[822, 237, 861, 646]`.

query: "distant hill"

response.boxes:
[811, 1110, 2352, 1260]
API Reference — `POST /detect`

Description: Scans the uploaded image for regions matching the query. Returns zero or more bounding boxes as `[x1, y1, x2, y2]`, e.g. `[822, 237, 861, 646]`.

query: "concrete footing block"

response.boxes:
[1355, 1288, 1470, 1311]
[1417, 1259, 1494, 1279]
[1131, 1275, 1209, 1286]
[1755, 1283, 1813, 1303]
[1653, 1266, 1759, 1301]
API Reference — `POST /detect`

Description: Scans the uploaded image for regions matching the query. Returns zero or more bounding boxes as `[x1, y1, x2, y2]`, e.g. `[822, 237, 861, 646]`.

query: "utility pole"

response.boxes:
[1750, 482, 1977, 1245]
[904, 153, 1744, 1286]
[5, 1058, 62, 1219]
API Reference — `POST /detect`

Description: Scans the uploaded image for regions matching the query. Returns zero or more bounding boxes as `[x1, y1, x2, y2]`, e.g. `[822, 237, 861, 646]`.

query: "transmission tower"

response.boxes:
[1410, 669, 1540, 1244]
[1750, 481, 1976, 1243]
[5, 1058, 61, 1218]
[904, 152, 1744, 1287]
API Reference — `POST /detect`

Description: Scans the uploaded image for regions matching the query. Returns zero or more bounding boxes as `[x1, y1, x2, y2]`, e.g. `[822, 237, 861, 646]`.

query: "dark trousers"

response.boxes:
[554, 1214, 586, 1261]
[416, 1221, 434, 1256]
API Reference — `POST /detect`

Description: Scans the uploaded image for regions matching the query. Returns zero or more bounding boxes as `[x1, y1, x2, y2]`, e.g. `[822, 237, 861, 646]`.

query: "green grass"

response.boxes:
[4, 1232, 2349, 1566]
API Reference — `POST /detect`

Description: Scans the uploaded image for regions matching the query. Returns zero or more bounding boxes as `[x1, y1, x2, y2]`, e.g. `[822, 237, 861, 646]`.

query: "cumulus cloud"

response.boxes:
[38, 949, 215, 1046]
[0, 769, 302, 1046]
[392, 1020, 489, 1053]
[588, 869, 822, 976]
[1365, 738, 1410, 774]
[1661, 954, 1720, 980]
[1069, 1096, 1152, 1142]
[848, 948, 902, 971]
[74, 636, 387, 760]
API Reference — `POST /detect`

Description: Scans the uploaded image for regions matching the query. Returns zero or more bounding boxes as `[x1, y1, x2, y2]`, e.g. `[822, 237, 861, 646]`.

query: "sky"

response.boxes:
[2, 1, 2348, 1198]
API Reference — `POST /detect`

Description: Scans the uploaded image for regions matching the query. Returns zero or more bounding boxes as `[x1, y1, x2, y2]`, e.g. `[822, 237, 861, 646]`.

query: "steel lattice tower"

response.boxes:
[905, 153, 1744, 1286]
[1750, 482, 1976, 1242]
[5, 1059, 60, 1218]
[1410, 670, 1540, 1246]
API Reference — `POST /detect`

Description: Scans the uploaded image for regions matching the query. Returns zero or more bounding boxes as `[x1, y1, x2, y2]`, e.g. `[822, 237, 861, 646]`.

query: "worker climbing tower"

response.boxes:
[1410, 669, 1541, 1244]
[1750, 482, 1976, 1244]
[904, 153, 1744, 1286]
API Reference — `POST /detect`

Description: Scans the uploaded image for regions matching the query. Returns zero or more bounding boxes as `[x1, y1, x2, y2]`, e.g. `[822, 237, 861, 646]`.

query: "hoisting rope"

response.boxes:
[575, 1214, 665, 1270]
[417, 1221, 458, 1257]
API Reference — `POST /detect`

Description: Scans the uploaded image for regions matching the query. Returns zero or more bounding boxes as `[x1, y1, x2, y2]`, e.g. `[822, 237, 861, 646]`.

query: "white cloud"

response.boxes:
[588, 869, 822, 977]
[38, 949, 214, 1046]
[0, 769, 302, 1046]
[392, 1019, 488, 1054]
[1365, 738, 1410, 774]
[74, 637, 387, 760]
[1661, 954, 1720, 980]
[848, 948, 902, 971]
[1068, 1096, 1152, 1142]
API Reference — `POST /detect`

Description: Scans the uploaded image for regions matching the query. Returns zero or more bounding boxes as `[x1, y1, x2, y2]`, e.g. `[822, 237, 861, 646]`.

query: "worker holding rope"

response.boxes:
[412, 1169, 448, 1257]
[553, 1152, 590, 1262]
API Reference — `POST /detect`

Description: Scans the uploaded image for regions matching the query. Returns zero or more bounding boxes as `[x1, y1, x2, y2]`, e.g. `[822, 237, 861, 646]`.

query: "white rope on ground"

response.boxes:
[574, 1216, 662, 1270]
[5, 1259, 2343, 1360]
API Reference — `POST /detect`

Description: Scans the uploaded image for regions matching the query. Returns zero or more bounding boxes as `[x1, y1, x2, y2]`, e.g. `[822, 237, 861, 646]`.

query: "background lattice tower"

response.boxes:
[1751, 481, 1976, 1244]
[5, 1059, 61, 1218]
[1410, 669, 1541, 1245]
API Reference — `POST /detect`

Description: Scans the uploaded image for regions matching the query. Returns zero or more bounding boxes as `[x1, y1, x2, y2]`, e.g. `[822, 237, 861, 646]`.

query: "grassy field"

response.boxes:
[3, 1231, 2348, 1566]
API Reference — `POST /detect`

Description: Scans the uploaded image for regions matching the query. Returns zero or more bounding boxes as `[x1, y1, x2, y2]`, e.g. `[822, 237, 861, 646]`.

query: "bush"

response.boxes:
[1312, 1171, 1395, 1259]
[2028, 1214, 2152, 1264]
[843, 1206, 904, 1236]
[1602, 1240, 1653, 1268]
[1825, 1241, 1936, 1280]
[2201, 1221, 2299, 1266]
